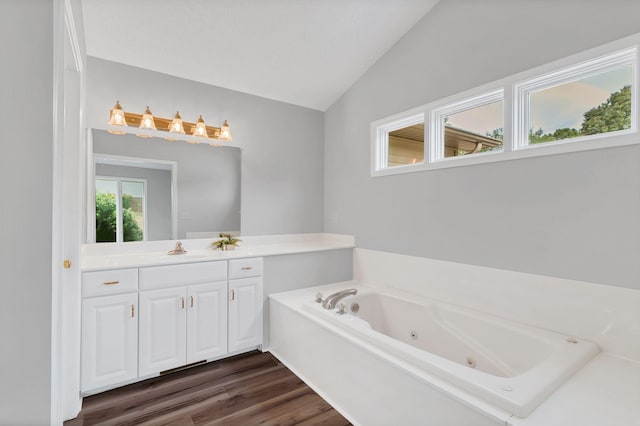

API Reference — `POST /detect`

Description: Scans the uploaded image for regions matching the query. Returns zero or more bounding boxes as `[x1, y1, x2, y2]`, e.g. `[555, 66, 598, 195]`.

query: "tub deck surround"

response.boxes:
[273, 283, 599, 419]
[270, 282, 509, 425]
[80, 233, 354, 271]
[354, 248, 640, 362]
[508, 353, 640, 426]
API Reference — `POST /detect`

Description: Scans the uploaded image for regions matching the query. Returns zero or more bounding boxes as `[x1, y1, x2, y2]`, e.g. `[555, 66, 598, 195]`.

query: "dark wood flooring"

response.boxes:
[65, 351, 350, 426]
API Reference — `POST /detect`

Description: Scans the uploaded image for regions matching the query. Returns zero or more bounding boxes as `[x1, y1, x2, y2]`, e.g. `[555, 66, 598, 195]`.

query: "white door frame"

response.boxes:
[52, 0, 85, 422]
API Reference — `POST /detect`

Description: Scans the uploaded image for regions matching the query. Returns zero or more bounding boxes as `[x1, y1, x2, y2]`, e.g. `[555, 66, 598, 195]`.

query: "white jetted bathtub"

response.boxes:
[296, 285, 599, 417]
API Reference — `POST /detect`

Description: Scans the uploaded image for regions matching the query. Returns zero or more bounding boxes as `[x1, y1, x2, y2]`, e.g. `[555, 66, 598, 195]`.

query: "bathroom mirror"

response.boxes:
[88, 129, 241, 243]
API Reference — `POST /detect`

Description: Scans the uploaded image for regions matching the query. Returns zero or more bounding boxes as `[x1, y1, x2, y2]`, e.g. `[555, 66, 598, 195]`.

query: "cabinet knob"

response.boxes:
[131, 304, 135, 318]
[181, 297, 185, 309]
[190, 296, 194, 308]
[231, 289, 235, 301]
[63, 259, 72, 269]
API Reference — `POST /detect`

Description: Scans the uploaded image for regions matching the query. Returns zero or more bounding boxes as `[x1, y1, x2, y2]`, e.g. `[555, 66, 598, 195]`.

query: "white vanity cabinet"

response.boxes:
[81, 269, 138, 393]
[81, 257, 263, 393]
[138, 261, 228, 376]
[138, 287, 187, 376]
[228, 258, 264, 353]
[187, 282, 228, 363]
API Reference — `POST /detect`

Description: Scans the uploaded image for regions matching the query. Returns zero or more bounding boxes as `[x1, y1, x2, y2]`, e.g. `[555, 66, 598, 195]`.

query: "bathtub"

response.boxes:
[294, 284, 599, 418]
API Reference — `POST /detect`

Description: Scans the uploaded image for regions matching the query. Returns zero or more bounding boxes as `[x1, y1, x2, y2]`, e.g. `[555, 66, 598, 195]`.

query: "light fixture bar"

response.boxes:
[122, 111, 222, 138]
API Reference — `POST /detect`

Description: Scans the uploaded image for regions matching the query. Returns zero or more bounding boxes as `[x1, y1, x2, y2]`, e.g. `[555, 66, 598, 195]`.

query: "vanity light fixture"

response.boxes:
[190, 115, 208, 140]
[106, 101, 232, 145]
[219, 120, 233, 141]
[165, 111, 186, 141]
[107, 101, 127, 134]
[187, 115, 208, 144]
[137, 106, 157, 138]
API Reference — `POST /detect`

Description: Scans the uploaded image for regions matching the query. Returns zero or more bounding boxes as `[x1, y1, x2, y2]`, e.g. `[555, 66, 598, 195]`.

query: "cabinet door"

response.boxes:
[139, 287, 187, 376]
[187, 282, 228, 363]
[228, 277, 263, 353]
[81, 293, 137, 392]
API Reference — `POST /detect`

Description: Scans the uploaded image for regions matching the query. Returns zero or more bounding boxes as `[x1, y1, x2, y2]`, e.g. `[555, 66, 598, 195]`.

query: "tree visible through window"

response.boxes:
[95, 178, 145, 243]
[528, 66, 632, 144]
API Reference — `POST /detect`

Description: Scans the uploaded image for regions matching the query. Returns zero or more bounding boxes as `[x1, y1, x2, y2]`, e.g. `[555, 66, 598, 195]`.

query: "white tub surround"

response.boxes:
[304, 288, 598, 417]
[271, 283, 598, 421]
[81, 233, 354, 271]
[508, 353, 640, 426]
[354, 248, 640, 362]
[270, 250, 640, 424]
[270, 283, 508, 426]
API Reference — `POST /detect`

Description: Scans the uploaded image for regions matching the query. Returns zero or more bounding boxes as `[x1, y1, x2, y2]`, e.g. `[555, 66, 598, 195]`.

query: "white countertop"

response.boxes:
[81, 233, 355, 271]
[509, 352, 640, 426]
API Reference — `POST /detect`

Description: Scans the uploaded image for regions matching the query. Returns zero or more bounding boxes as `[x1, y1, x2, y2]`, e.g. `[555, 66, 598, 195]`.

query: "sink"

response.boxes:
[162, 253, 209, 261]
[129, 252, 211, 264]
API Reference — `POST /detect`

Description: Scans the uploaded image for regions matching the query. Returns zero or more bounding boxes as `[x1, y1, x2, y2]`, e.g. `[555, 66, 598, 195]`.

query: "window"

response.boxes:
[431, 90, 504, 161]
[515, 48, 635, 149]
[95, 177, 146, 243]
[371, 37, 638, 177]
[373, 113, 424, 170]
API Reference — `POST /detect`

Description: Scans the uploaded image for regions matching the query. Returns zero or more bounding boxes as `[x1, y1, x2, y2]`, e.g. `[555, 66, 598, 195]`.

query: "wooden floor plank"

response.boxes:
[65, 351, 350, 426]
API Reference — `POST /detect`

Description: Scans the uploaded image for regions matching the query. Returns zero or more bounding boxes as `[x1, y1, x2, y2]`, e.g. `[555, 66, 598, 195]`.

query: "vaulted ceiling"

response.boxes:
[82, 0, 439, 111]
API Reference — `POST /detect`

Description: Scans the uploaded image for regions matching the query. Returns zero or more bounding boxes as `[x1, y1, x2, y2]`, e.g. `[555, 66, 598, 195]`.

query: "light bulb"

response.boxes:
[107, 101, 127, 134]
[192, 115, 208, 137]
[218, 120, 232, 141]
[137, 106, 156, 138]
[166, 111, 185, 141]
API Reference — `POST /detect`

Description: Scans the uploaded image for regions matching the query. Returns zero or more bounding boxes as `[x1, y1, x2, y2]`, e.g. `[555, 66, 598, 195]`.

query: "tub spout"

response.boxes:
[322, 289, 357, 309]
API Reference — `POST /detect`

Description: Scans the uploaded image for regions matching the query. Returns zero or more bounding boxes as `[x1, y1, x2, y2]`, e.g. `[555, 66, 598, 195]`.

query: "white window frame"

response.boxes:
[514, 47, 637, 151]
[430, 89, 504, 162]
[371, 32, 640, 177]
[95, 176, 148, 243]
[372, 112, 425, 173]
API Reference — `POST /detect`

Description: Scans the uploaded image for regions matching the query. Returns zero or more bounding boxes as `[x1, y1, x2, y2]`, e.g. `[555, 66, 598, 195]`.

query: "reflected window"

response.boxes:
[96, 177, 146, 243]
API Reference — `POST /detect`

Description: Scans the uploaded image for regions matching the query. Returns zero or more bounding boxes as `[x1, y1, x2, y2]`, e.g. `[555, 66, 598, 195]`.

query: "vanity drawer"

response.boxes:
[229, 257, 263, 279]
[139, 261, 227, 291]
[82, 268, 138, 298]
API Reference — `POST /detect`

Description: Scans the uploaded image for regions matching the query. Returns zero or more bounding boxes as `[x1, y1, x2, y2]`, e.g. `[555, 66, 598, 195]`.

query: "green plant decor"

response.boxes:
[212, 233, 241, 250]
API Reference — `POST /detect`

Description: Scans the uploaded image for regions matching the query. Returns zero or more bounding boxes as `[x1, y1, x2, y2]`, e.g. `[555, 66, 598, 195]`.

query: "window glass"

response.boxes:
[95, 179, 117, 243]
[529, 65, 632, 144]
[443, 100, 503, 157]
[122, 181, 145, 242]
[388, 123, 424, 167]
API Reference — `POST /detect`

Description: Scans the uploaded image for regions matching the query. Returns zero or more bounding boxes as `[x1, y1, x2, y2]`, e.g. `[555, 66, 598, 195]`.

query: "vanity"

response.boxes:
[81, 256, 263, 394]
[75, 128, 354, 401]
[79, 234, 354, 396]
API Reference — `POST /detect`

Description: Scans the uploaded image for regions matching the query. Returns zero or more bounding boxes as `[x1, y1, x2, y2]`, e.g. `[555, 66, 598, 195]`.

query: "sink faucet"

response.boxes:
[322, 289, 357, 309]
[168, 241, 187, 255]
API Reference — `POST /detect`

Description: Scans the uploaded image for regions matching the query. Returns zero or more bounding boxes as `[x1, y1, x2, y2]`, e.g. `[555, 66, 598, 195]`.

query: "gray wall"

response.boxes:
[324, 0, 640, 289]
[86, 57, 325, 236]
[95, 164, 172, 241]
[263, 249, 353, 347]
[0, 0, 53, 423]
[93, 130, 240, 240]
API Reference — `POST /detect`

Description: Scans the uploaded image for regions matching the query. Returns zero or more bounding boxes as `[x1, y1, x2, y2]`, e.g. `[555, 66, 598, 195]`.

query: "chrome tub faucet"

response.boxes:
[322, 289, 358, 309]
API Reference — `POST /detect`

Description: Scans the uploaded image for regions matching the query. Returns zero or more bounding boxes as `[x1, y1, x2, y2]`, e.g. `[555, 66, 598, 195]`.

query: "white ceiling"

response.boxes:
[82, 0, 439, 111]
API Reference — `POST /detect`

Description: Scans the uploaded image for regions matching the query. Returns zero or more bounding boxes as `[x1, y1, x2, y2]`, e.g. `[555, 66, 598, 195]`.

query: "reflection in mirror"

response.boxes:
[95, 157, 172, 242]
[89, 129, 241, 243]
